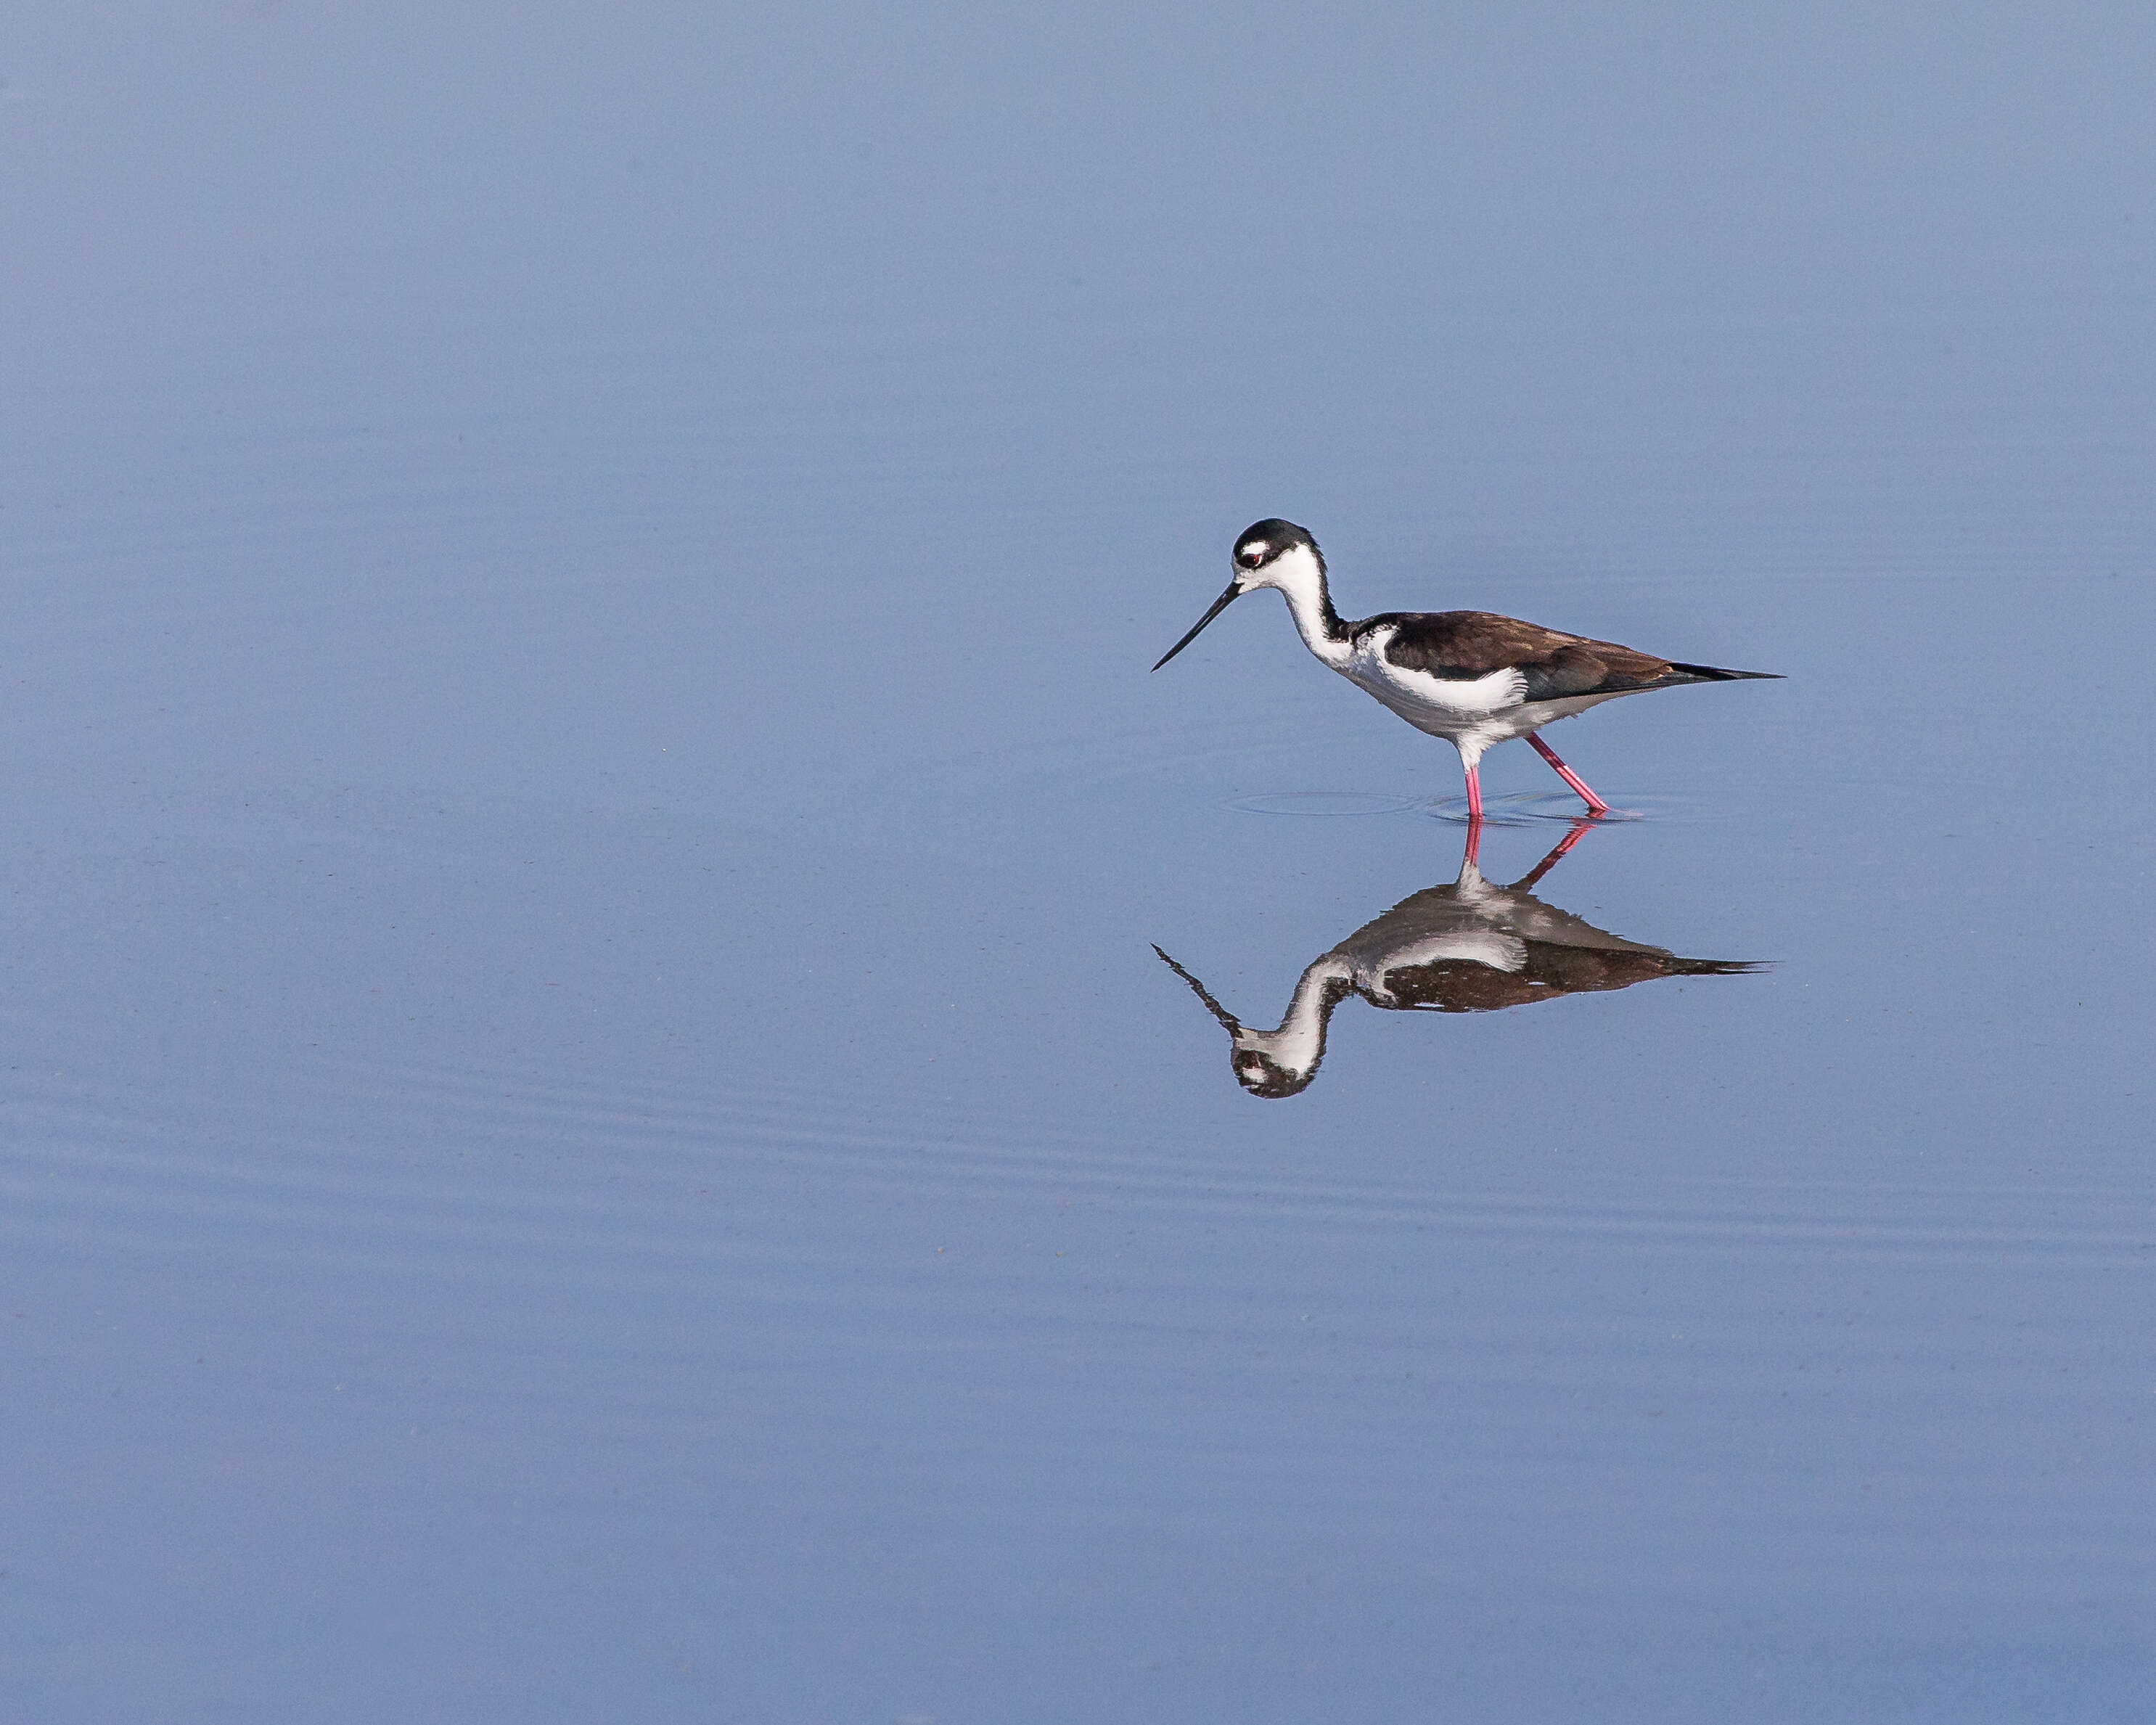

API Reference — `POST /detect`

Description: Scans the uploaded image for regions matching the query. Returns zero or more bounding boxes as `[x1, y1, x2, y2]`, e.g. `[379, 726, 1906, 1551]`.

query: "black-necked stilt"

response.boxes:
[1155, 822, 1761, 1099]
[1154, 519, 1779, 816]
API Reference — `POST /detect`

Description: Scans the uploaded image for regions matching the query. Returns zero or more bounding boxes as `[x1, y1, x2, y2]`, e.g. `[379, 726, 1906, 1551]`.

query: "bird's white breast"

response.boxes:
[1345, 627, 1528, 739]
[1369, 930, 1528, 978]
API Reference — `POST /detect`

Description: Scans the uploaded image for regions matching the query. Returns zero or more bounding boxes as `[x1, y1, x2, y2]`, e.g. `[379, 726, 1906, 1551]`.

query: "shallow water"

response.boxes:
[6, 4, 2155, 1720]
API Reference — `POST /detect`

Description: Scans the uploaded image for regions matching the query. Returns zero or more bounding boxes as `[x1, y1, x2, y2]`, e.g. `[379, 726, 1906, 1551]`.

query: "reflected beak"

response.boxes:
[1152, 945, 1243, 1034]
[1151, 581, 1242, 671]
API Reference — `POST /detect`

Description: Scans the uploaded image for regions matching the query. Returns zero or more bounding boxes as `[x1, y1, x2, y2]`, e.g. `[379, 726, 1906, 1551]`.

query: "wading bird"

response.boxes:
[1154, 821, 1761, 1099]
[1154, 520, 1778, 816]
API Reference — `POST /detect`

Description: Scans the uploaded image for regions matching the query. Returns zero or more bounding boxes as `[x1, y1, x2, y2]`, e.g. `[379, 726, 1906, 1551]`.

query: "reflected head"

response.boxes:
[1234, 1049, 1316, 1099]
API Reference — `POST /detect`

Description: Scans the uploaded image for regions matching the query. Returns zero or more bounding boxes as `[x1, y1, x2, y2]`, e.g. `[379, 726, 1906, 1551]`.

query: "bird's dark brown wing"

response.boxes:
[1376, 948, 1761, 1014]
[1370, 611, 1680, 700]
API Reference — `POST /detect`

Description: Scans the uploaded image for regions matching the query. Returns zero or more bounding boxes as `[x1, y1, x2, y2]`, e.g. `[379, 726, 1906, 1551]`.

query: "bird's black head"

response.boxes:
[1233, 518, 1323, 579]
[1153, 517, 1328, 673]
[1232, 1049, 1319, 1099]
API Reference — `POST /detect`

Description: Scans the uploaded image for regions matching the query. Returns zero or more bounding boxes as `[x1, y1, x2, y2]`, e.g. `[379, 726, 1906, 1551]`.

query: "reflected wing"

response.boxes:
[1380, 948, 1763, 1012]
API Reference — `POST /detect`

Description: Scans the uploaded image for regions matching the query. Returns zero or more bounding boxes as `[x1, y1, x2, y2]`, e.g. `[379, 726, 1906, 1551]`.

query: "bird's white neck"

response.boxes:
[1235, 953, 1353, 1083]
[1250, 545, 1350, 670]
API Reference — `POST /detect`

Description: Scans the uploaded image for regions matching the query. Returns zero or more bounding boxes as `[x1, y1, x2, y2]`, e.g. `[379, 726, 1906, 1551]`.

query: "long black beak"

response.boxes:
[1152, 945, 1243, 1034]
[1151, 581, 1242, 671]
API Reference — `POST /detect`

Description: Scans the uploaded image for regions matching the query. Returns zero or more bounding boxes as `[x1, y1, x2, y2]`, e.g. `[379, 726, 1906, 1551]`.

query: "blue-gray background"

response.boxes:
[5, 4, 2152, 1719]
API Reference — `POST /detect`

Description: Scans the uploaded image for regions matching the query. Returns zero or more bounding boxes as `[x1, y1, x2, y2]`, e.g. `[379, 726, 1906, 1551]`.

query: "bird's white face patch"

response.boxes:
[1247, 541, 1319, 592]
[1248, 544, 1352, 668]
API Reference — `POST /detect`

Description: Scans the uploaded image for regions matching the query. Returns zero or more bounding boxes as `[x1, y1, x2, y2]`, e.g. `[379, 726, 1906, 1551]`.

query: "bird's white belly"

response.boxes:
[1369, 930, 1527, 978]
[1341, 636, 1634, 766]
[1345, 645, 1523, 738]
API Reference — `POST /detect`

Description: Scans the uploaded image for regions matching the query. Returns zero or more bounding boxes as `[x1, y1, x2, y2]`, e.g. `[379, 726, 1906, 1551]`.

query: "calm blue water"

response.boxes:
[6, 5, 2155, 1719]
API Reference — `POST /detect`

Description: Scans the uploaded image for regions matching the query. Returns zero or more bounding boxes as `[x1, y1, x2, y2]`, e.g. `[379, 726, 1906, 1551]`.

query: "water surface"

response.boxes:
[5, 4, 2155, 1720]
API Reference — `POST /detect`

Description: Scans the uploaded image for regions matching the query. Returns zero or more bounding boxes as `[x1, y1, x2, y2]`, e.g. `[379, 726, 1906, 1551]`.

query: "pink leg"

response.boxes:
[1462, 811, 1484, 869]
[1514, 818, 1596, 891]
[1464, 763, 1484, 820]
[1527, 733, 1610, 815]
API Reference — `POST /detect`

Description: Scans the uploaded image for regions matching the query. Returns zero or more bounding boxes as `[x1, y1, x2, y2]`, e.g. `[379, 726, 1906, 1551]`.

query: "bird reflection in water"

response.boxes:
[1155, 818, 1761, 1099]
